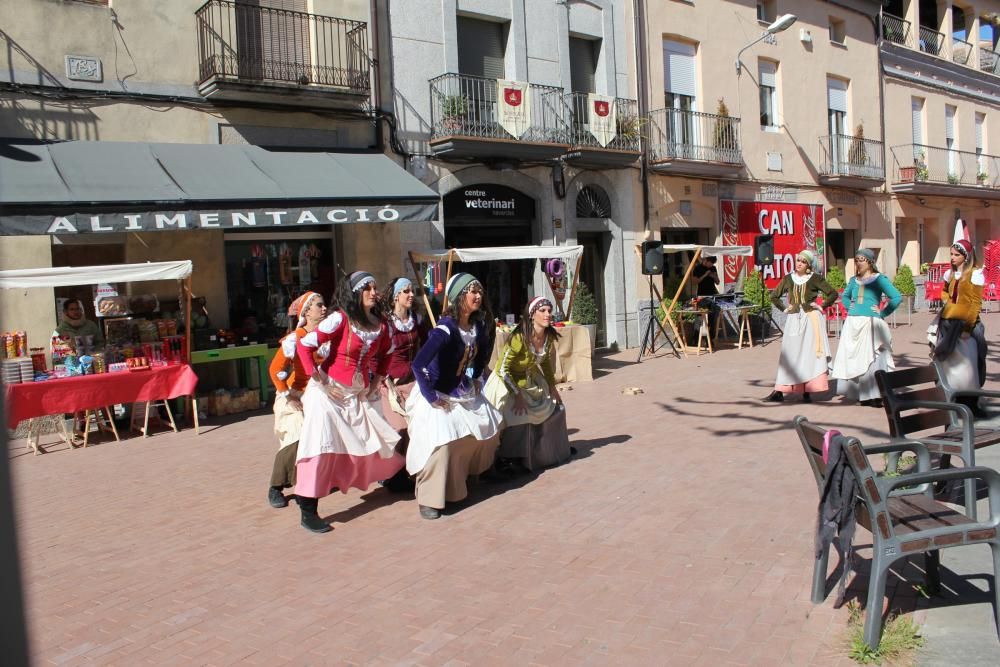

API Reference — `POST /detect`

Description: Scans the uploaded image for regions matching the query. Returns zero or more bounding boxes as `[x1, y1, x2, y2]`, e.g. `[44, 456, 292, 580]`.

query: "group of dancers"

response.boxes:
[266, 271, 572, 533]
[764, 242, 988, 407]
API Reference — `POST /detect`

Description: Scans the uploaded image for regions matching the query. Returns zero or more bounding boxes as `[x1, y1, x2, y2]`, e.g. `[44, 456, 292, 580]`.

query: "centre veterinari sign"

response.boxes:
[720, 200, 825, 289]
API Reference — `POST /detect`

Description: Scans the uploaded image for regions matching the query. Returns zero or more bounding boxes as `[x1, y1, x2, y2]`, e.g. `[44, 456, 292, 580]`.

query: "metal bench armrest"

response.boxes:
[879, 466, 1000, 512]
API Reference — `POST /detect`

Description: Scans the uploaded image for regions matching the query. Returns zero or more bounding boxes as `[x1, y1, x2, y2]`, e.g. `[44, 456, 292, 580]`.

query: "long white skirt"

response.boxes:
[934, 333, 980, 394]
[832, 316, 894, 402]
[774, 310, 831, 388]
[405, 382, 502, 475]
[272, 390, 304, 449]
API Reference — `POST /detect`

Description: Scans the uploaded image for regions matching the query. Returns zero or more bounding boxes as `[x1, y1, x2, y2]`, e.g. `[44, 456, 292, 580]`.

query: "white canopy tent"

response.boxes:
[408, 246, 585, 326]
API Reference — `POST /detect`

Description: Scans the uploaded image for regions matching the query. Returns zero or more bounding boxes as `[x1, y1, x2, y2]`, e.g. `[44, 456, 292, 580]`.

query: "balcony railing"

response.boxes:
[982, 46, 1000, 75]
[646, 108, 742, 164]
[429, 73, 569, 143]
[890, 143, 1000, 188]
[881, 13, 912, 48]
[563, 94, 640, 152]
[819, 134, 885, 180]
[196, 0, 370, 92]
[917, 24, 945, 57]
[952, 37, 973, 65]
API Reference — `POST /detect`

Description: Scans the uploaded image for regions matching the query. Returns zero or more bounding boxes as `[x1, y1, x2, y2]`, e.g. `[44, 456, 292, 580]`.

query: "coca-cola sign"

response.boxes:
[720, 200, 825, 289]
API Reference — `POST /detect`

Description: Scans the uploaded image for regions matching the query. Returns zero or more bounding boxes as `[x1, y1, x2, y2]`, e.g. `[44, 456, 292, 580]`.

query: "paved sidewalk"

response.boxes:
[7, 311, 1000, 665]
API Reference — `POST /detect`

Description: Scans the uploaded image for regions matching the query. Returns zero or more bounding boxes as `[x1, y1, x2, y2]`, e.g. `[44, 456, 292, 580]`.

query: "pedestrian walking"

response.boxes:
[831, 248, 902, 407]
[293, 272, 404, 533]
[762, 250, 838, 403]
[405, 273, 502, 520]
[484, 296, 572, 471]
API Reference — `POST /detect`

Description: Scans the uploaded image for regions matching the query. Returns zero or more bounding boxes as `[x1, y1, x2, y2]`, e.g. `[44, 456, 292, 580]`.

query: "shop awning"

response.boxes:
[411, 245, 584, 263]
[0, 141, 439, 235]
[0, 260, 193, 289]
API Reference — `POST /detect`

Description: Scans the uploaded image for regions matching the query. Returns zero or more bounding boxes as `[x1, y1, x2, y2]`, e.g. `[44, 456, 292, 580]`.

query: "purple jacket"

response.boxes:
[412, 317, 492, 403]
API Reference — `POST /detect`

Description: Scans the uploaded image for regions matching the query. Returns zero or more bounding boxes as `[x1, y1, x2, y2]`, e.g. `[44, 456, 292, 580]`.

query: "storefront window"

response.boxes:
[224, 236, 335, 347]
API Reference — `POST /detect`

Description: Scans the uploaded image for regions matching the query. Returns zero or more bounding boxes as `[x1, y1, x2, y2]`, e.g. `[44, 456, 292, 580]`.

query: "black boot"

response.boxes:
[763, 390, 784, 402]
[419, 505, 441, 520]
[802, 393, 811, 403]
[268, 486, 288, 508]
[298, 497, 332, 533]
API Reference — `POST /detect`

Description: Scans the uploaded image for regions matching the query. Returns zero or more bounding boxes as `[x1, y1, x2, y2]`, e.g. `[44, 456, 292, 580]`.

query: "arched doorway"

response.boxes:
[442, 184, 535, 318]
[575, 185, 611, 346]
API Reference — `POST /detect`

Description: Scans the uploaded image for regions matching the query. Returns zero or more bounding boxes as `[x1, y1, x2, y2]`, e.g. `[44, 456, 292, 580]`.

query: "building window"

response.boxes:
[945, 105, 957, 178]
[976, 112, 986, 176]
[663, 39, 698, 150]
[759, 60, 778, 130]
[569, 37, 599, 94]
[756, 1, 776, 24]
[829, 17, 846, 44]
[911, 97, 924, 161]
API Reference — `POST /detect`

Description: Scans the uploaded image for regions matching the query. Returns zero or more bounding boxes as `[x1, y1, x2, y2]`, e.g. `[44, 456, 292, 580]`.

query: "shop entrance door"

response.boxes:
[577, 231, 609, 347]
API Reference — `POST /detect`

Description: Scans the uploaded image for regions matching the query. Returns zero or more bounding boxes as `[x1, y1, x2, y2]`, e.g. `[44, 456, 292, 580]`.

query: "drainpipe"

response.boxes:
[633, 0, 650, 233]
[371, 0, 384, 152]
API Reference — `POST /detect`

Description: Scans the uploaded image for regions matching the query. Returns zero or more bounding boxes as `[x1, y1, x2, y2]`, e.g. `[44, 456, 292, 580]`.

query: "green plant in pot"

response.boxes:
[848, 123, 868, 170]
[440, 95, 468, 132]
[743, 270, 773, 336]
[713, 98, 738, 154]
[894, 264, 916, 312]
[826, 265, 847, 291]
[571, 282, 599, 347]
[616, 115, 644, 144]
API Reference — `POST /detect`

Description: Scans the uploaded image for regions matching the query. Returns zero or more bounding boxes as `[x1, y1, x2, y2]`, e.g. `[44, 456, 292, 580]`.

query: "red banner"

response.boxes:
[720, 200, 825, 289]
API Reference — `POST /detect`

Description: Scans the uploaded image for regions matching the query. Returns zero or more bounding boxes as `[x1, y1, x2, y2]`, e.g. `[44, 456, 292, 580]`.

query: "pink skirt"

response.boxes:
[295, 451, 404, 499]
[775, 374, 829, 394]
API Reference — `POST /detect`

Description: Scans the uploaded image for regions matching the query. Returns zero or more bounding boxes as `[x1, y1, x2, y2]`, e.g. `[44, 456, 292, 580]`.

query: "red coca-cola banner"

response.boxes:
[720, 200, 825, 289]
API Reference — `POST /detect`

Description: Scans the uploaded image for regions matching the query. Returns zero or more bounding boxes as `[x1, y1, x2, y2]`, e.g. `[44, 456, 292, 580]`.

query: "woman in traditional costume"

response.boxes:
[485, 296, 572, 470]
[266, 291, 326, 508]
[931, 238, 988, 415]
[405, 273, 502, 520]
[831, 249, 901, 407]
[762, 250, 838, 403]
[293, 272, 404, 533]
[377, 277, 428, 492]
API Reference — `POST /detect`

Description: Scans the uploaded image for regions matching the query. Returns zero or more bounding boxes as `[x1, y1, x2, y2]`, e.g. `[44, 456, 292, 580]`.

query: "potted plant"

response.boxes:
[848, 124, 868, 174]
[947, 172, 960, 185]
[713, 98, 738, 157]
[439, 95, 467, 133]
[742, 270, 773, 337]
[893, 264, 916, 313]
[920, 261, 930, 274]
[978, 167, 990, 186]
[826, 265, 847, 292]
[615, 114, 644, 145]
[915, 151, 929, 181]
[571, 281, 599, 347]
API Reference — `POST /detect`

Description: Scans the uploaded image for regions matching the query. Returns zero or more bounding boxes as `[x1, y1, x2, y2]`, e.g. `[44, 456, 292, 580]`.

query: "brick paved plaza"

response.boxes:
[8, 311, 1000, 665]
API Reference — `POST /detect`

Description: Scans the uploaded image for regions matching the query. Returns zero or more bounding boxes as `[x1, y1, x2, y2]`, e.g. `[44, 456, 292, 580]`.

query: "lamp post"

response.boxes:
[735, 14, 798, 75]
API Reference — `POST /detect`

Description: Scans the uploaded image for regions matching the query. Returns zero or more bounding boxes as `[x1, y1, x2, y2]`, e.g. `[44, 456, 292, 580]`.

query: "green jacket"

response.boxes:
[770, 273, 838, 313]
[495, 331, 557, 391]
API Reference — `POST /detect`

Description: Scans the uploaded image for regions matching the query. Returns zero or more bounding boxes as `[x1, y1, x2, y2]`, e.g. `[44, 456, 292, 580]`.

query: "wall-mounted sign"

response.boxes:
[443, 184, 536, 221]
[720, 199, 825, 288]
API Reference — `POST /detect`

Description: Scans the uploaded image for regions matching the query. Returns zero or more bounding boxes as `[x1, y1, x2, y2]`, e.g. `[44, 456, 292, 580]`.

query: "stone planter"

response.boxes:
[582, 324, 597, 348]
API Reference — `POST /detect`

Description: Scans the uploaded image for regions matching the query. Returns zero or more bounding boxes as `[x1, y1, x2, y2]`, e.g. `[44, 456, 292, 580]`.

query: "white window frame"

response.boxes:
[759, 60, 779, 131]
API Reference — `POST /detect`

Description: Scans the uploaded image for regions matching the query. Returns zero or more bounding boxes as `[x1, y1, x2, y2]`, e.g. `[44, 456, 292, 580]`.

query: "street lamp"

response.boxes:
[735, 14, 798, 74]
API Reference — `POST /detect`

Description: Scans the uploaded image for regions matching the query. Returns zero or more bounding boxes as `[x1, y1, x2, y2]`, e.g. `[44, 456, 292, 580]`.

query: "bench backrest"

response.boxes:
[875, 366, 952, 437]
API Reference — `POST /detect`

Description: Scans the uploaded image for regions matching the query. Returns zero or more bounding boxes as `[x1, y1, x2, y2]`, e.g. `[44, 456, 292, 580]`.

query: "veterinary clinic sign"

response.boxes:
[720, 199, 825, 289]
[0, 203, 439, 235]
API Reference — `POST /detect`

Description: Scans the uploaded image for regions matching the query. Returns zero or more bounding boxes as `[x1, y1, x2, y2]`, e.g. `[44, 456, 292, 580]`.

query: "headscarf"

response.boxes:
[527, 296, 552, 318]
[62, 299, 87, 327]
[287, 291, 320, 328]
[795, 249, 815, 272]
[855, 248, 878, 273]
[349, 271, 375, 293]
[392, 277, 413, 300]
[445, 272, 479, 305]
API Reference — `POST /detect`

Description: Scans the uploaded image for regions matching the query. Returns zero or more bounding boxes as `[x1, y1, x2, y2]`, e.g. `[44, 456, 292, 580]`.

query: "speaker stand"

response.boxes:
[637, 274, 681, 362]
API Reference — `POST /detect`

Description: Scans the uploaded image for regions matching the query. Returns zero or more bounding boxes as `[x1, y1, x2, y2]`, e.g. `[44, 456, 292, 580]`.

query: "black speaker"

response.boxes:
[641, 241, 663, 275]
[754, 234, 774, 265]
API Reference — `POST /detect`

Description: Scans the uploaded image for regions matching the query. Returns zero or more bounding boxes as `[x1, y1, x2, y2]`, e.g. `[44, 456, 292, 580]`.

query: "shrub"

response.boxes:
[893, 264, 916, 296]
[742, 270, 771, 315]
[571, 282, 598, 325]
[826, 265, 847, 291]
[713, 99, 738, 151]
[848, 124, 868, 165]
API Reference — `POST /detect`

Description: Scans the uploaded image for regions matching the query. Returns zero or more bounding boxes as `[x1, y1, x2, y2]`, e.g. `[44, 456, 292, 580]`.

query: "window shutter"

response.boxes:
[759, 60, 777, 88]
[911, 99, 923, 145]
[236, 0, 311, 81]
[458, 17, 505, 79]
[945, 106, 956, 140]
[663, 40, 696, 98]
[826, 78, 848, 113]
[569, 37, 597, 94]
[976, 113, 985, 151]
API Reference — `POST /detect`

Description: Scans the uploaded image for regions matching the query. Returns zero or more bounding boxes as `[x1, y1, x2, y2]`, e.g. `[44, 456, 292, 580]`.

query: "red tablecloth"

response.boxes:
[4, 364, 198, 428]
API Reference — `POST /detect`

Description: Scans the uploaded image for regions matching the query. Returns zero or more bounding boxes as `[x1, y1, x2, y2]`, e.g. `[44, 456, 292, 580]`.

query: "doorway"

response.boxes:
[577, 231, 609, 347]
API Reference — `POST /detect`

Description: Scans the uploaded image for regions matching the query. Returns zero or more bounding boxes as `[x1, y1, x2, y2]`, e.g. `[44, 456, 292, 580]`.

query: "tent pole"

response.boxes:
[564, 253, 584, 320]
[656, 247, 701, 355]
[407, 251, 437, 328]
[183, 275, 200, 435]
[441, 250, 455, 311]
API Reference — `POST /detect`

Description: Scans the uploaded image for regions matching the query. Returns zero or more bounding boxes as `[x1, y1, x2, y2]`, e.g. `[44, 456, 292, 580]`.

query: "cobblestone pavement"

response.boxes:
[8, 311, 1000, 666]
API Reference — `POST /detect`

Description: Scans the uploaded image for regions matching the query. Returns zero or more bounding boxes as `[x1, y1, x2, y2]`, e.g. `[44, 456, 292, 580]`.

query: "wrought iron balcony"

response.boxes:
[428, 73, 570, 162]
[881, 11, 1000, 80]
[952, 37, 973, 66]
[890, 143, 1000, 198]
[196, 0, 370, 105]
[646, 107, 743, 177]
[818, 134, 884, 187]
[561, 93, 640, 167]
[880, 13, 911, 48]
[917, 24, 945, 57]
[982, 46, 1000, 76]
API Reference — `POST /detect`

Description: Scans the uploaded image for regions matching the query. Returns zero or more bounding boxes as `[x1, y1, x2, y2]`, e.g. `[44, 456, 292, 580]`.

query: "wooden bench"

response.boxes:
[794, 416, 1000, 651]
[875, 365, 1000, 518]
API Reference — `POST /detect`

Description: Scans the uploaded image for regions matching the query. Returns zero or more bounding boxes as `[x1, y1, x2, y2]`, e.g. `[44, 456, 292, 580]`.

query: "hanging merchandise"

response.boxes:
[435, 262, 443, 294]
[308, 243, 321, 282]
[424, 264, 434, 295]
[249, 244, 267, 288]
[298, 244, 312, 286]
[278, 243, 293, 285]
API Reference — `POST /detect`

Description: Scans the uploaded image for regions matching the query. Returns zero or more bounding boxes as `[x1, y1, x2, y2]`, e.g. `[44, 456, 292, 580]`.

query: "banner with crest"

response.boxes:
[587, 94, 617, 147]
[497, 79, 531, 139]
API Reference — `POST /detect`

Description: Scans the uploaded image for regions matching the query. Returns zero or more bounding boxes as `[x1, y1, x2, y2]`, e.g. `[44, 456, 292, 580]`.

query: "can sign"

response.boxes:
[720, 200, 825, 289]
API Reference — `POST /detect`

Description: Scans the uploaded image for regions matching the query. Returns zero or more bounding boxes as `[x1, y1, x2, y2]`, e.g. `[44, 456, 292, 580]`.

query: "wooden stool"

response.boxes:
[130, 400, 177, 437]
[23, 415, 76, 455]
[736, 309, 754, 349]
[692, 312, 713, 355]
[74, 407, 120, 448]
